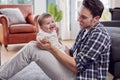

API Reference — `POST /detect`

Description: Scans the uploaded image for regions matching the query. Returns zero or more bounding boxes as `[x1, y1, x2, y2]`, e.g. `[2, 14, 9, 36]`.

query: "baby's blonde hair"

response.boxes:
[38, 13, 53, 26]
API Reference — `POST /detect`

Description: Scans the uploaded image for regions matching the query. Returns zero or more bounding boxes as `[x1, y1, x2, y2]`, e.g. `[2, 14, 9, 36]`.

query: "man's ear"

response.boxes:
[94, 16, 100, 22]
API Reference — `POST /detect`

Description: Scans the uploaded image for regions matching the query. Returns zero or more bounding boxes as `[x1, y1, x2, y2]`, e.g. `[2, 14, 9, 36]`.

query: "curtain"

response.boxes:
[56, 0, 70, 40]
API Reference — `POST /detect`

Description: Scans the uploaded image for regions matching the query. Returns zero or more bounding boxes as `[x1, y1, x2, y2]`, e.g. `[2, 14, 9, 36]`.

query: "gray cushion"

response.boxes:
[9, 62, 51, 80]
[114, 62, 120, 77]
[0, 8, 26, 25]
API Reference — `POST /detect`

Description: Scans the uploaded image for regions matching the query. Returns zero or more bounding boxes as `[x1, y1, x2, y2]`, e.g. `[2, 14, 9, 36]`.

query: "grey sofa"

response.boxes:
[101, 21, 120, 80]
[101, 7, 120, 80]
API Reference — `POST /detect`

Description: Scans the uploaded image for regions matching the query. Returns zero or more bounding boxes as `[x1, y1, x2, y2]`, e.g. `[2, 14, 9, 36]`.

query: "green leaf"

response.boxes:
[48, 3, 63, 22]
[48, 3, 55, 16]
[55, 10, 63, 22]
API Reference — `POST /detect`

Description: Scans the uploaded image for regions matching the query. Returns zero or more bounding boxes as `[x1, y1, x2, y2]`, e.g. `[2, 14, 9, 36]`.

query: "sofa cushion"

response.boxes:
[0, 8, 26, 25]
[101, 21, 120, 27]
[26, 14, 35, 25]
[9, 62, 51, 80]
[114, 62, 120, 77]
[105, 27, 120, 62]
[9, 24, 36, 33]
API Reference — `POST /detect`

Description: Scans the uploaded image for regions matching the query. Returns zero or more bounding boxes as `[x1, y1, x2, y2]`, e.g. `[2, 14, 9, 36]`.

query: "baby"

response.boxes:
[36, 13, 67, 53]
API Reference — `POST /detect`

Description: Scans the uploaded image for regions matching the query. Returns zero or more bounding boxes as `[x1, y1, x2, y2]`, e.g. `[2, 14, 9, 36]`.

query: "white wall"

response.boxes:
[34, 0, 46, 15]
[111, 0, 120, 8]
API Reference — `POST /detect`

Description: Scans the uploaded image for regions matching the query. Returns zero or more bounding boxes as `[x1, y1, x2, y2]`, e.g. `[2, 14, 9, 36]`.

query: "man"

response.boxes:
[0, 0, 111, 80]
[38, 0, 111, 80]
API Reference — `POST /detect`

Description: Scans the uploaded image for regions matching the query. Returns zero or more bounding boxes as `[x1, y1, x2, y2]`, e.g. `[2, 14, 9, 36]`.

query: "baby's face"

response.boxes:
[41, 16, 56, 33]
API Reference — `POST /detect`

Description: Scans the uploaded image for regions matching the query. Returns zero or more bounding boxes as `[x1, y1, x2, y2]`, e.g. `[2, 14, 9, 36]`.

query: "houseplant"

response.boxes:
[47, 3, 63, 22]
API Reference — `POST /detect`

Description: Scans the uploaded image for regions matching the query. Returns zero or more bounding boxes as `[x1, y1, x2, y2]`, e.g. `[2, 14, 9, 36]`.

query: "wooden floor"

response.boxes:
[0, 40, 113, 80]
[1, 40, 74, 64]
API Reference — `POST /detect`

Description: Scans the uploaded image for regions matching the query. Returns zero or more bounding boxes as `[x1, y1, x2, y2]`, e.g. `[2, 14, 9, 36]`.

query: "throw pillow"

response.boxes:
[0, 8, 26, 25]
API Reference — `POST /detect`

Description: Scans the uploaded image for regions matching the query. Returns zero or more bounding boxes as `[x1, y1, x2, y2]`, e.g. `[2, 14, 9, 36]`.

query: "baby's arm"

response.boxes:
[36, 31, 48, 48]
[55, 26, 59, 36]
[36, 31, 46, 41]
[36, 31, 41, 40]
[55, 26, 63, 44]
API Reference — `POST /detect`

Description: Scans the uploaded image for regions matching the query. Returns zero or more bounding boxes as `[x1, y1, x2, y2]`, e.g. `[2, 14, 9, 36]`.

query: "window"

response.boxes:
[0, 0, 34, 13]
[46, 0, 56, 11]
[0, 0, 33, 4]
[100, 0, 110, 9]
[100, 0, 111, 21]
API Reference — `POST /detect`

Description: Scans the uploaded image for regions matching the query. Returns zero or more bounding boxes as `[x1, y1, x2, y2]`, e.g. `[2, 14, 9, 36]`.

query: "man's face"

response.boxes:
[77, 6, 99, 30]
[41, 16, 56, 33]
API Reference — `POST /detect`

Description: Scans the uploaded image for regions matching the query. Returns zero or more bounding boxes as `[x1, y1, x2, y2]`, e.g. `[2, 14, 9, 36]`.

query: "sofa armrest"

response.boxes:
[0, 15, 9, 27]
[0, 15, 9, 44]
[26, 14, 35, 25]
[101, 21, 120, 27]
[105, 27, 120, 62]
[26, 14, 40, 32]
[34, 14, 40, 32]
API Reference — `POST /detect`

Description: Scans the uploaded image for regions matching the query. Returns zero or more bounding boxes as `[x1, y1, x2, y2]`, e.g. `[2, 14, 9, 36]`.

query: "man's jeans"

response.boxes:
[0, 41, 76, 80]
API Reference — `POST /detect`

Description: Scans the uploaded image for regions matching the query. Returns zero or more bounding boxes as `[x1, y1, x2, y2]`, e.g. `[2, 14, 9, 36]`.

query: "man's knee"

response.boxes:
[27, 41, 36, 46]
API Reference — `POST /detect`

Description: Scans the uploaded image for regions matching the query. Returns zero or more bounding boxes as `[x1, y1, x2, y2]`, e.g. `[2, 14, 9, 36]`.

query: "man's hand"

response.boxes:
[65, 46, 70, 55]
[36, 37, 52, 51]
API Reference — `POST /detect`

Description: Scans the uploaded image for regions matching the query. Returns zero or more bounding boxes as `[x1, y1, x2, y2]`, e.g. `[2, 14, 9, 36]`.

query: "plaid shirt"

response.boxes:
[70, 22, 111, 80]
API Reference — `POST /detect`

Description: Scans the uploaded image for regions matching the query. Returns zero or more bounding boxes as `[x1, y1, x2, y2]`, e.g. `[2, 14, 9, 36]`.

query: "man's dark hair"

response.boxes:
[38, 13, 52, 26]
[82, 0, 104, 18]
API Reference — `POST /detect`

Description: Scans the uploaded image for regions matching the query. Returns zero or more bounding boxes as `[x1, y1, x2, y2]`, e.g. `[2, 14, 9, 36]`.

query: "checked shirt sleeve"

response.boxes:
[75, 30, 109, 72]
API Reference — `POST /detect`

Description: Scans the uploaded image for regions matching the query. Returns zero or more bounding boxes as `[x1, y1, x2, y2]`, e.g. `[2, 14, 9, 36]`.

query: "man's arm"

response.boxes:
[37, 38, 77, 73]
[50, 44, 77, 73]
